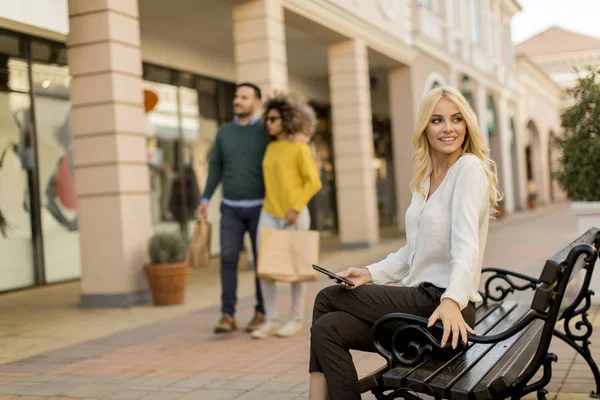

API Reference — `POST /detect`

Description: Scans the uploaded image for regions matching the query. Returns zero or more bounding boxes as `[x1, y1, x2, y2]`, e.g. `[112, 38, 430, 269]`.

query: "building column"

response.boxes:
[328, 39, 379, 247]
[389, 67, 418, 233]
[539, 137, 552, 206]
[514, 103, 529, 210]
[475, 82, 490, 149]
[233, 0, 288, 95]
[68, 0, 152, 307]
[497, 95, 515, 213]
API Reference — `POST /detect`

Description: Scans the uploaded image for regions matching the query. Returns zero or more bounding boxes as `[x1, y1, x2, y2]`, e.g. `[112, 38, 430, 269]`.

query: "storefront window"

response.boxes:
[487, 95, 497, 135]
[0, 89, 35, 291]
[32, 60, 79, 283]
[143, 65, 229, 253]
[310, 103, 338, 233]
[0, 32, 35, 291]
[144, 80, 181, 232]
[372, 117, 396, 226]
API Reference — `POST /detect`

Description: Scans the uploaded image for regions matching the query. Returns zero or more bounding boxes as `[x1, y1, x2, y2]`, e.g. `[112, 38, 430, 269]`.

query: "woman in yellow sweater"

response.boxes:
[252, 93, 322, 339]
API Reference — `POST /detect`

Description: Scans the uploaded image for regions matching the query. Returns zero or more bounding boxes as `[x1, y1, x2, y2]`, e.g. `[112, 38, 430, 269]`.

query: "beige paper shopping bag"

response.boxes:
[186, 219, 212, 268]
[257, 227, 320, 282]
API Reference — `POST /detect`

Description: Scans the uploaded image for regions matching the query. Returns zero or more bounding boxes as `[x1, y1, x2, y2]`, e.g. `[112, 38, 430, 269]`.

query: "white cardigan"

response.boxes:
[366, 154, 490, 310]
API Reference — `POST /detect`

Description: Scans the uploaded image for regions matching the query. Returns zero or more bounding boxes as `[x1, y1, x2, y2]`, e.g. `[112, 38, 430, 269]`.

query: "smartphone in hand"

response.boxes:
[312, 264, 355, 287]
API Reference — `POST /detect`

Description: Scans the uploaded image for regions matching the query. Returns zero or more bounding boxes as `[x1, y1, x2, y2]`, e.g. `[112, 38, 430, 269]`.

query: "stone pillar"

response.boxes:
[68, 0, 152, 307]
[233, 0, 288, 96]
[328, 39, 379, 247]
[514, 103, 529, 210]
[475, 82, 490, 149]
[389, 67, 418, 233]
[497, 95, 515, 213]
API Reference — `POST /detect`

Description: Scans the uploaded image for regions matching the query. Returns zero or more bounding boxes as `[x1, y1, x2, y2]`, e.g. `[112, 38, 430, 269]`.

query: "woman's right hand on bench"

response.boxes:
[335, 267, 373, 289]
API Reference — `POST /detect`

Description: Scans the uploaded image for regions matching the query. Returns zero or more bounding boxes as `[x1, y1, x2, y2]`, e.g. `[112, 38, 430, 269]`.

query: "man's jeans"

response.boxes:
[220, 203, 264, 316]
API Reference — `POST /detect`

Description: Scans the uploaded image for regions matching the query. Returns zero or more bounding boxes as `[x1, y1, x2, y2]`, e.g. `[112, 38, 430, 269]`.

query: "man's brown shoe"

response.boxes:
[214, 314, 237, 334]
[246, 312, 265, 332]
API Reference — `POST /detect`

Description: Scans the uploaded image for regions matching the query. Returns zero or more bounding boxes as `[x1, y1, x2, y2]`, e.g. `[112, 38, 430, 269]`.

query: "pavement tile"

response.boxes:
[176, 388, 245, 400]
[160, 386, 195, 393]
[128, 385, 162, 392]
[0, 385, 34, 395]
[20, 375, 56, 383]
[253, 382, 299, 392]
[138, 377, 181, 387]
[61, 383, 121, 398]
[218, 380, 264, 390]
[235, 392, 299, 400]
[290, 383, 310, 393]
[107, 390, 150, 400]
[139, 392, 184, 400]
[11, 381, 82, 396]
[169, 379, 210, 389]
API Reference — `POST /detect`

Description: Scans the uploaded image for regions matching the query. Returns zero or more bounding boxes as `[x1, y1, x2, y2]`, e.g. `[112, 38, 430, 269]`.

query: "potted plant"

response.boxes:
[527, 192, 538, 210]
[555, 67, 600, 235]
[144, 231, 190, 306]
[496, 199, 506, 219]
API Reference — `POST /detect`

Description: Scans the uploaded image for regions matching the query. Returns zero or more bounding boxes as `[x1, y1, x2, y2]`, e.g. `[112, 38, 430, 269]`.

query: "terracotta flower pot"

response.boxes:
[528, 198, 538, 209]
[144, 262, 190, 305]
[497, 205, 506, 219]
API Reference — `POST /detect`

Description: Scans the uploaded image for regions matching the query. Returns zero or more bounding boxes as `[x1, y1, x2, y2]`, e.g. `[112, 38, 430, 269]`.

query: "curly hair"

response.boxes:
[262, 92, 317, 139]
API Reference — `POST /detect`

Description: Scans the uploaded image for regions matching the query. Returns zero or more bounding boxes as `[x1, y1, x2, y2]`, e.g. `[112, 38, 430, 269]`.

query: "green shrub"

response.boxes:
[148, 232, 186, 264]
[555, 67, 600, 201]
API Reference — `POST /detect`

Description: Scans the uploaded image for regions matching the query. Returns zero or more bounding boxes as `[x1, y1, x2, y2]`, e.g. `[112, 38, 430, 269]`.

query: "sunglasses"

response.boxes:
[266, 116, 281, 123]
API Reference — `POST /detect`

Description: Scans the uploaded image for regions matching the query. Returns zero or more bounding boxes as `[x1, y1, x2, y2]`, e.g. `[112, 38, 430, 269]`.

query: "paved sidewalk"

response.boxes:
[0, 203, 598, 400]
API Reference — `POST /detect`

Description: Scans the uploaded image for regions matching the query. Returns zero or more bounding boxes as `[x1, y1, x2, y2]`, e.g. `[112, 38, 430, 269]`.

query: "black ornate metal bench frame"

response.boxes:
[359, 227, 600, 400]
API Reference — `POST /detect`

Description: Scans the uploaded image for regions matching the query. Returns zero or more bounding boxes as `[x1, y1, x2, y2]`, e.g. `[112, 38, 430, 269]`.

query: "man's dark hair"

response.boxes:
[237, 82, 262, 100]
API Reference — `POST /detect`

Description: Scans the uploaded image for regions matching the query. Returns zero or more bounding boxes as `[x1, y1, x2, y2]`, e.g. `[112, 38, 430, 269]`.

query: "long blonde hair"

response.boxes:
[410, 86, 502, 217]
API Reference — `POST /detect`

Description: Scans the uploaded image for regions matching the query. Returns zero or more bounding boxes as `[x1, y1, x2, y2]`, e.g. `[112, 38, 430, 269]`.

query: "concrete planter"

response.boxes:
[571, 201, 600, 235]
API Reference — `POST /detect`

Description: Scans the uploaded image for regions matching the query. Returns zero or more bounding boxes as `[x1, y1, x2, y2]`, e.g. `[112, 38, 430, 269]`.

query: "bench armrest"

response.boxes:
[371, 310, 540, 368]
[480, 268, 541, 302]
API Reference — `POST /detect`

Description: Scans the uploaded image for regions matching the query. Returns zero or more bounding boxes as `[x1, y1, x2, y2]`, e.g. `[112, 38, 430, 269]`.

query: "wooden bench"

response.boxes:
[358, 227, 600, 400]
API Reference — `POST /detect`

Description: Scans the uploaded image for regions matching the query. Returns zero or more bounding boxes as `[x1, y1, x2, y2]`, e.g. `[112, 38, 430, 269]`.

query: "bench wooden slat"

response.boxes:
[381, 301, 519, 391]
[471, 319, 545, 400]
[358, 301, 506, 393]
[445, 309, 538, 400]
[427, 304, 532, 399]
[474, 301, 503, 321]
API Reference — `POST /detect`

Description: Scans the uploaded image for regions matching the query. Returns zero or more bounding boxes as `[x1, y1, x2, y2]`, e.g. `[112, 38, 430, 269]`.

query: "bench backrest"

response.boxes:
[516, 227, 600, 387]
[531, 227, 600, 314]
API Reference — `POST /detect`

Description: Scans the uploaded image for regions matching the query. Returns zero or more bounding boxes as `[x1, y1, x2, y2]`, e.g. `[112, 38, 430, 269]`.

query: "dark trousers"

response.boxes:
[220, 203, 264, 316]
[309, 283, 476, 400]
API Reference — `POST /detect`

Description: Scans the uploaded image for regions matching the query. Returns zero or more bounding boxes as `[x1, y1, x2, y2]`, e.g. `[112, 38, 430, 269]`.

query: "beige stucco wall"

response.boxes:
[412, 54, 451, 98]
[140, 30, 236, 83]
[517, 59, 562, 207]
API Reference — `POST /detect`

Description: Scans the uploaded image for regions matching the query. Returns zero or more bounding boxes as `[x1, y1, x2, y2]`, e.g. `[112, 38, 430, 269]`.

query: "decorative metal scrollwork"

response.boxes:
[371, 313, 467, 368]
[513, 353, 557, 400]
[554, 259, 600, 397]
[481, 268, 541, 302]
[372, 383, 439, 400]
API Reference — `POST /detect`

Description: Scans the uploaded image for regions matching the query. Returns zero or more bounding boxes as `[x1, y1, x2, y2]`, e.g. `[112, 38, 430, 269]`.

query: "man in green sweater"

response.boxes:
[196, 83, 268, 334]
